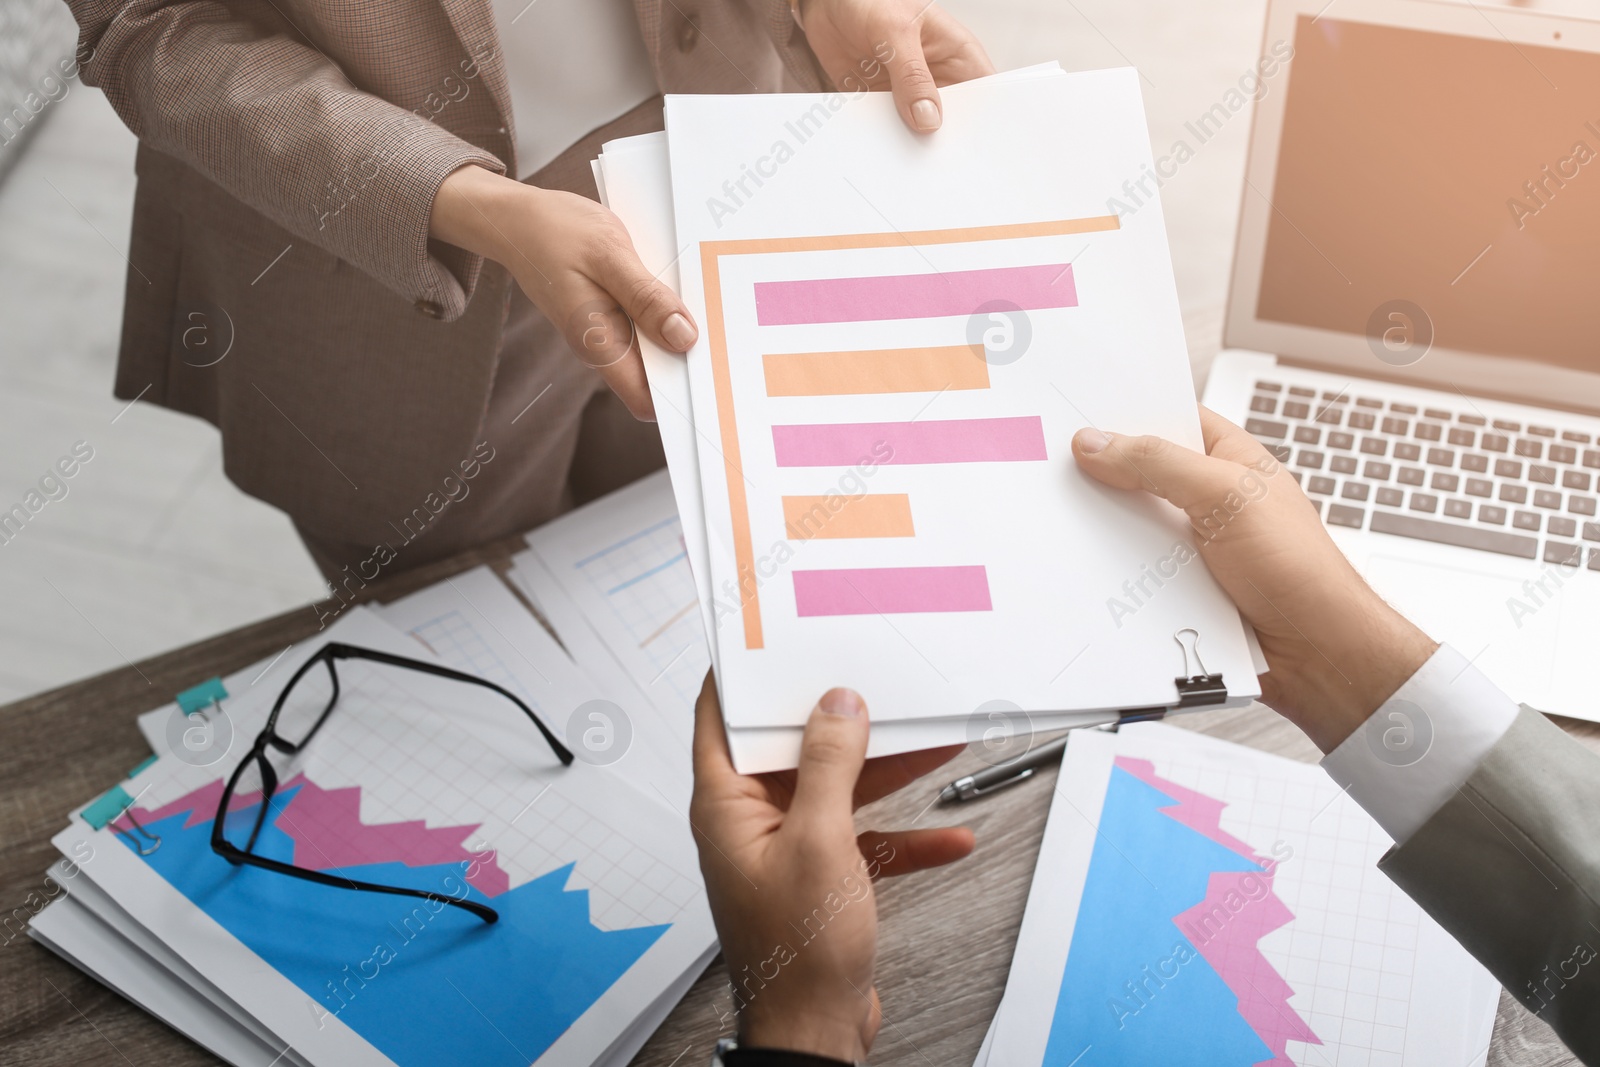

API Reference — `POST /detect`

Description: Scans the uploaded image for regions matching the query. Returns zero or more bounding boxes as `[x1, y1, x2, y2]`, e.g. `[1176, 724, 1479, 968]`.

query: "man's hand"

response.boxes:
[797, 0, 995, 132]
[689, 674, 974, 1061]
[429, 164, 697, 421]
[1072, 407, 1438, 753]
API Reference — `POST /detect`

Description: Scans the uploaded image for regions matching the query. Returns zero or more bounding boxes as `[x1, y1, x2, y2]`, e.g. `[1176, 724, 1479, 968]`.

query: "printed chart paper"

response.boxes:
[30, 888, 295, 1067]
[600, 67, 1071, 696]
[56, 610, 715, 1067]
[376, 566, 692, 807]
[988, 724, 1498, 1066]
[514, 468, 1113, 773]
[87, 587, 706, 1067]
[600, 64, 1070, 696]
[41, 854, 318, 1061]
[666, 71, 1260, 729]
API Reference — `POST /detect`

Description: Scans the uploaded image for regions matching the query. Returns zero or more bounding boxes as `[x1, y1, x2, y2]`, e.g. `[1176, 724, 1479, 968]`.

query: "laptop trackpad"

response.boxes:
[1361, 553, 1560, 708]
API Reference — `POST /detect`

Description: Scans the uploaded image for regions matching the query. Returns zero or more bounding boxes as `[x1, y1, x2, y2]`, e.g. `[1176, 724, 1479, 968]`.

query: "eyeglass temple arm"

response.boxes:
[215, 842, 499, 922]
[323, 643, 575, 766]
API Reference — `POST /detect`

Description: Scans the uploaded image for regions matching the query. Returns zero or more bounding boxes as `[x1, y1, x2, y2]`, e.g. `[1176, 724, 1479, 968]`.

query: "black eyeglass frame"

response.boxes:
[210, 641, 574, 924]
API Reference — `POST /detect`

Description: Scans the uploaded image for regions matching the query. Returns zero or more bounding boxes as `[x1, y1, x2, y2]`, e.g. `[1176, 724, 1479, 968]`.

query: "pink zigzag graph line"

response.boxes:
[115, 774, 510, 897]
[1114, 756, 1320, 1066]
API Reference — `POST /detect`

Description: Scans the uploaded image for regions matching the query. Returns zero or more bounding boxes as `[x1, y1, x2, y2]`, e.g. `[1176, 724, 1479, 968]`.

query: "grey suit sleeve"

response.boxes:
[1378, 708, 1600, 1064]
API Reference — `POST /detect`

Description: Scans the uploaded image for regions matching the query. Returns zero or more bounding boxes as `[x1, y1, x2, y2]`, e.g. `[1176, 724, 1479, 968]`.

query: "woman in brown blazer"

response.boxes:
[66, 0, 993, 588]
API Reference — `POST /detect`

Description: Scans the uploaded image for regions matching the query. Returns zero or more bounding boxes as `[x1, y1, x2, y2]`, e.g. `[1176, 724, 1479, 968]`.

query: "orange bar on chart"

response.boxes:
[763, 346, 990, 397]
[783, 494, 915, 540]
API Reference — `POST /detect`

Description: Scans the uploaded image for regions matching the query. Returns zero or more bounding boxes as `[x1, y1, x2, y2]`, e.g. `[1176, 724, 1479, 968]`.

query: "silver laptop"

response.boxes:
[1203, 0, 1600, 723]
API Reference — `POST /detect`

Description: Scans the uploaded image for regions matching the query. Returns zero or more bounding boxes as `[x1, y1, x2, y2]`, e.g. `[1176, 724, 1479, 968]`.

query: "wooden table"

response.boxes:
[0, 532, 1591, 1067]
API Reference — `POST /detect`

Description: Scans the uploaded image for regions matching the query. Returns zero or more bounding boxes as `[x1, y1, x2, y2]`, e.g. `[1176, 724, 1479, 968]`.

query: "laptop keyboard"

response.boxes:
[1244, 380, 1600, 570]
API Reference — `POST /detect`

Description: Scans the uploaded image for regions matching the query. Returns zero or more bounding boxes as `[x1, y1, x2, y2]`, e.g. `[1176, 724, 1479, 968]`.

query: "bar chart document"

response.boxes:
[986, 724, 1497, 1066]
[595, 81, 1239, 771]
[666, 70, 1260, 729]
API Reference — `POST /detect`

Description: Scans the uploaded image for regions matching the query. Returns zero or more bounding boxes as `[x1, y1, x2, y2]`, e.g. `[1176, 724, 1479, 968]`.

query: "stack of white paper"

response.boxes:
[586, 65, 1263, 771]
[29, 574, 718, 1067]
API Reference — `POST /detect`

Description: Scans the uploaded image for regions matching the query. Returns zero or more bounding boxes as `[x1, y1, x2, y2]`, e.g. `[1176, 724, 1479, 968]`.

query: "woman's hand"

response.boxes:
[689, 674, 974, 1061]
[430, 164, 697, 421]
[797, 0, 995, 132]
[1072, 407, 1438, 753]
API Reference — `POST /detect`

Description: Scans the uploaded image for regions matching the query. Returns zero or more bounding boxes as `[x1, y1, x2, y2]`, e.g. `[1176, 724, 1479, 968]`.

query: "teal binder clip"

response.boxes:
[80, 785, 136, 831]
[80, 758, 162, 855]
[177, 676, 228, 719]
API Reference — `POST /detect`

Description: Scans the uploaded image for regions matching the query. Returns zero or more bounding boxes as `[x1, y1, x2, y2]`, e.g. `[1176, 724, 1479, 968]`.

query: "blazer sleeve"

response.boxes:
[1378, 707, 1600, 1065]
[757, 0, 826, 91]
[66, 0, 506, 320]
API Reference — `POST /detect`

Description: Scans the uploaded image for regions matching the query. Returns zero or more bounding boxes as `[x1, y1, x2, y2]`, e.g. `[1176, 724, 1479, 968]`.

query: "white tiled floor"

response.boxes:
[0, 0, 1269, 704]
[0, 86, 326, 705]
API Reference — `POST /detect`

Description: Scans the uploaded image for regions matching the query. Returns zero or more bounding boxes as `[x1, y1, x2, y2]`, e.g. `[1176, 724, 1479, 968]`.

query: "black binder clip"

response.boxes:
[1172, 627, 1228, 708]
[1113, 627, 1229, 727]
[81, 757, 163, 856]
[113, 810, 162, 857]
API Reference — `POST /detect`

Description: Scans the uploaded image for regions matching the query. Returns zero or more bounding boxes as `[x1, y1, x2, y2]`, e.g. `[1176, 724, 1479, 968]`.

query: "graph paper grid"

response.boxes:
[570, 516, 709, 710]
[1148, 754, 1422, 1067]
[407, 609, 538, 709]
[307, 663, 697, 931]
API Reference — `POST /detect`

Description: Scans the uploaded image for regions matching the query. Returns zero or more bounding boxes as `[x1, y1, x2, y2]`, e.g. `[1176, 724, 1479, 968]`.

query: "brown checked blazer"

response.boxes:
[66, 0, 824, 548]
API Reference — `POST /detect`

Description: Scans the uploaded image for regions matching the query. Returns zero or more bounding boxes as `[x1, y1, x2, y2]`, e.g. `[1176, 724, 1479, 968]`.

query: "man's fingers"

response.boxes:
[1072, 426, 1241, 511]
[857, 827, 976, 878]
[1198, 405, 1236, 452]
[788, 688, 871, 827]
[885, 31, 942, 132]
[1199, 405, 1282, 468]
[690, 670, 738, 789]
[852, 744, 966, 808]
[865, 986, 883, 1051]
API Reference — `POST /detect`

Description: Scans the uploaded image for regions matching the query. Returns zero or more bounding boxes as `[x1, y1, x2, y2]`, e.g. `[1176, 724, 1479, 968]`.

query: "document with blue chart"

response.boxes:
[55, 609, 715, 1067]
[985, 723, 1497, 1067]
[29, 858, 305, 1067]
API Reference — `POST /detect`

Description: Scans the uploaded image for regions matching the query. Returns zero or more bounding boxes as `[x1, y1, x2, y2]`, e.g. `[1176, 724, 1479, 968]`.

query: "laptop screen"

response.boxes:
[1256, 14, 1600, 374]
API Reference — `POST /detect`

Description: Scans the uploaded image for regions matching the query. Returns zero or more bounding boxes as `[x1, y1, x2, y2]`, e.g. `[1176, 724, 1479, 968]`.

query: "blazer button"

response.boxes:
[676, 17, 699, 52]
[414, 298, 444, 319]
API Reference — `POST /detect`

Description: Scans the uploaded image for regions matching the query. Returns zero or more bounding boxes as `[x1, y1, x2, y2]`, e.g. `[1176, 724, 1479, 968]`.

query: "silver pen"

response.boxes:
[938, 722, 1119, 803]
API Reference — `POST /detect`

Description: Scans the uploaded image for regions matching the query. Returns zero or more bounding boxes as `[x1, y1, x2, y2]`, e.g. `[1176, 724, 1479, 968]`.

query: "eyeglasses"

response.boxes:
[210, 641, 573, 923]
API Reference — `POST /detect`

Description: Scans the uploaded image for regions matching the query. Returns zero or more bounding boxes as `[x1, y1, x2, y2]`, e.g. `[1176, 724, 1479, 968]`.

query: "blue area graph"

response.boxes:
[121, 783, 667, 1067]
[1044, 766, 1267, 1065]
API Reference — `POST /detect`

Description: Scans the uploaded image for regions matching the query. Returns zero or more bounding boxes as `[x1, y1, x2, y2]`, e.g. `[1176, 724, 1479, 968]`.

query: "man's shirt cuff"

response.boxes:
[1321, 644, 1519, 844]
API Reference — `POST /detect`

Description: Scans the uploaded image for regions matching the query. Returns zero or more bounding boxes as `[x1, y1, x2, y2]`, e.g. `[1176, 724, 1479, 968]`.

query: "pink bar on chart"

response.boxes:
[792, 566, 993, 616]
[754, 263, 1077, 325]
[772, 416, 1047, 467]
